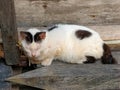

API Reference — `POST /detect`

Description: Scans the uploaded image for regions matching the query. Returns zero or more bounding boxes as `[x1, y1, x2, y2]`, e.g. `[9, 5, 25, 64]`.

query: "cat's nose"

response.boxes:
[32, 53, 36, 57]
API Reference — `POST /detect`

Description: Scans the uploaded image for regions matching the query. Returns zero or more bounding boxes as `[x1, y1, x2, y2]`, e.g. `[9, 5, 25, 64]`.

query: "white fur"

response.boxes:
[20, 24, 104, 66]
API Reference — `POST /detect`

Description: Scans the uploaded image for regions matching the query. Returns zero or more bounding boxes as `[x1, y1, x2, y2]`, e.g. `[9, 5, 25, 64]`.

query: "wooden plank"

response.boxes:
[0, 0, 20, 65]
[14, 0, 120, 27]
[7, 61, 120, 90]
[88, 25, 120, 41]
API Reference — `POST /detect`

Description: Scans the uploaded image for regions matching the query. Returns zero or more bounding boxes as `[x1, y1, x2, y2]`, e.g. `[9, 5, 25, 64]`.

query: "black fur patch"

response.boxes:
[34, 32, 43, 42]
[83, 56, 96, 64]
[48, 25, 58, 31]
[101, 43, 117, 64]
[24, 32, 33, 43]
[75, 30, 92, 39]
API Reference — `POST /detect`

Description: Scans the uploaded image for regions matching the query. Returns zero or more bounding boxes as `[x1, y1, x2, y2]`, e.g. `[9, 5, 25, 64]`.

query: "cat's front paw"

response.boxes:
[41, 59, 53, 66]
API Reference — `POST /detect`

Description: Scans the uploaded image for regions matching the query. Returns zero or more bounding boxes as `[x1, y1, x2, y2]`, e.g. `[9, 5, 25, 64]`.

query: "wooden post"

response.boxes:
[0, 0, 20, 65]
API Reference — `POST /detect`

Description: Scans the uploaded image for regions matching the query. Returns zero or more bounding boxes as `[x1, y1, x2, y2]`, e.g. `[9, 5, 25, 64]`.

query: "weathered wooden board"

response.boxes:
[7, 61, 120, 90]
[14, 0, 120, 27]
[88, 25, 120, 41]
[0, 0, 20, 65]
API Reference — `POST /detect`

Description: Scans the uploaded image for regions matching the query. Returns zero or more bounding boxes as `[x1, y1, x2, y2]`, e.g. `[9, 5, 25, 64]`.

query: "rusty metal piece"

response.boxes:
[7, 61, 120, 90]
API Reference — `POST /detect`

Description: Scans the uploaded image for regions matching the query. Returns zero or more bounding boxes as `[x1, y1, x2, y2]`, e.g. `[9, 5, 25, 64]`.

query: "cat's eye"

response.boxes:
[35, 36, 42, 42]
[26, 36, 32, 43]
[34, 32, 46, 42]
[23, 32, 33, 43]
[36, 36, 41, 41]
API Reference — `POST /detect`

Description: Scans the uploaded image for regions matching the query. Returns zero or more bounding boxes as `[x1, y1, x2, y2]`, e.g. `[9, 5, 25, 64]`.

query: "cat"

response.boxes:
[19, 24, 117, 66]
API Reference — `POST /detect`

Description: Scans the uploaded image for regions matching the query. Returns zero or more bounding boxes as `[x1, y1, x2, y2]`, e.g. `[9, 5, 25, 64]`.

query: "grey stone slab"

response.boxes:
[0, 59, 12, 90]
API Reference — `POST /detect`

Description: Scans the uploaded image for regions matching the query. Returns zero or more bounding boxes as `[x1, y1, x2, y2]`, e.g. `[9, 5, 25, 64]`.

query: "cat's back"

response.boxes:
[48, 24, 97, 34]
[48, 24, 99, 39]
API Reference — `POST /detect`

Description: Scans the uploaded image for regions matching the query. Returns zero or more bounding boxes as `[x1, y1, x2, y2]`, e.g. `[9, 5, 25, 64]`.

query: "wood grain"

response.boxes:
[14, 0, 120, 27]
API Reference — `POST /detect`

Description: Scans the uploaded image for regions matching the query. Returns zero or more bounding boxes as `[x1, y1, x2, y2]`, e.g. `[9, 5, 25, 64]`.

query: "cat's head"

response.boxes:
[19, 28, 46, 58]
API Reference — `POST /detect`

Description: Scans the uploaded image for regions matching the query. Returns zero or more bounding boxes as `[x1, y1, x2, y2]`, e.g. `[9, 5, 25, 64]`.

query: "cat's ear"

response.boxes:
[19, 31, 27, 40]
[39, 32, 46, 39]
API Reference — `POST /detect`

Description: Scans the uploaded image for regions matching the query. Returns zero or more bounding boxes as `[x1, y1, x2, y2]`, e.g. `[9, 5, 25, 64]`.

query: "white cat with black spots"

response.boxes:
[19, 24, 117, 66]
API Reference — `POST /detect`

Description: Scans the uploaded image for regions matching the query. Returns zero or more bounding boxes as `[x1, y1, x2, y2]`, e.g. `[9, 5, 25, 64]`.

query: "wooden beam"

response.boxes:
[7, 61, 120, 90]
[0, 0, 20, 65]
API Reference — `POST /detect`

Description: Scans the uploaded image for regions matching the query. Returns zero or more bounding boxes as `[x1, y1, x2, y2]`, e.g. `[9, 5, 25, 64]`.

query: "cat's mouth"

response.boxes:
[28, 54, 38, 59]
[30, 56, 38, 60]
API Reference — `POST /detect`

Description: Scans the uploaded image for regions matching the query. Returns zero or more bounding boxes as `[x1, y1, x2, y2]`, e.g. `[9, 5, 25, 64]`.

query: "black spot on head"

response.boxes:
[101, 43, 117, 64]
[48, 25, 58, 31]
[34, 32, 42, 42]
[34, 32, 46, 42]
[83, 56, 96, 64]
[75, 30, 92, 39]
[24, 32, 33, 43]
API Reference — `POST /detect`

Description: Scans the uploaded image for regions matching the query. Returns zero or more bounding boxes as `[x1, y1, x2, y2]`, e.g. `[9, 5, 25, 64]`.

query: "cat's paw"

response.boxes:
[41, 59, 52, 66]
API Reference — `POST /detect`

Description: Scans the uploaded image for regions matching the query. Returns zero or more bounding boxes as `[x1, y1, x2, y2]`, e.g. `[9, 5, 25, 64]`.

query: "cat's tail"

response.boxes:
[101, 43, 117, 64]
